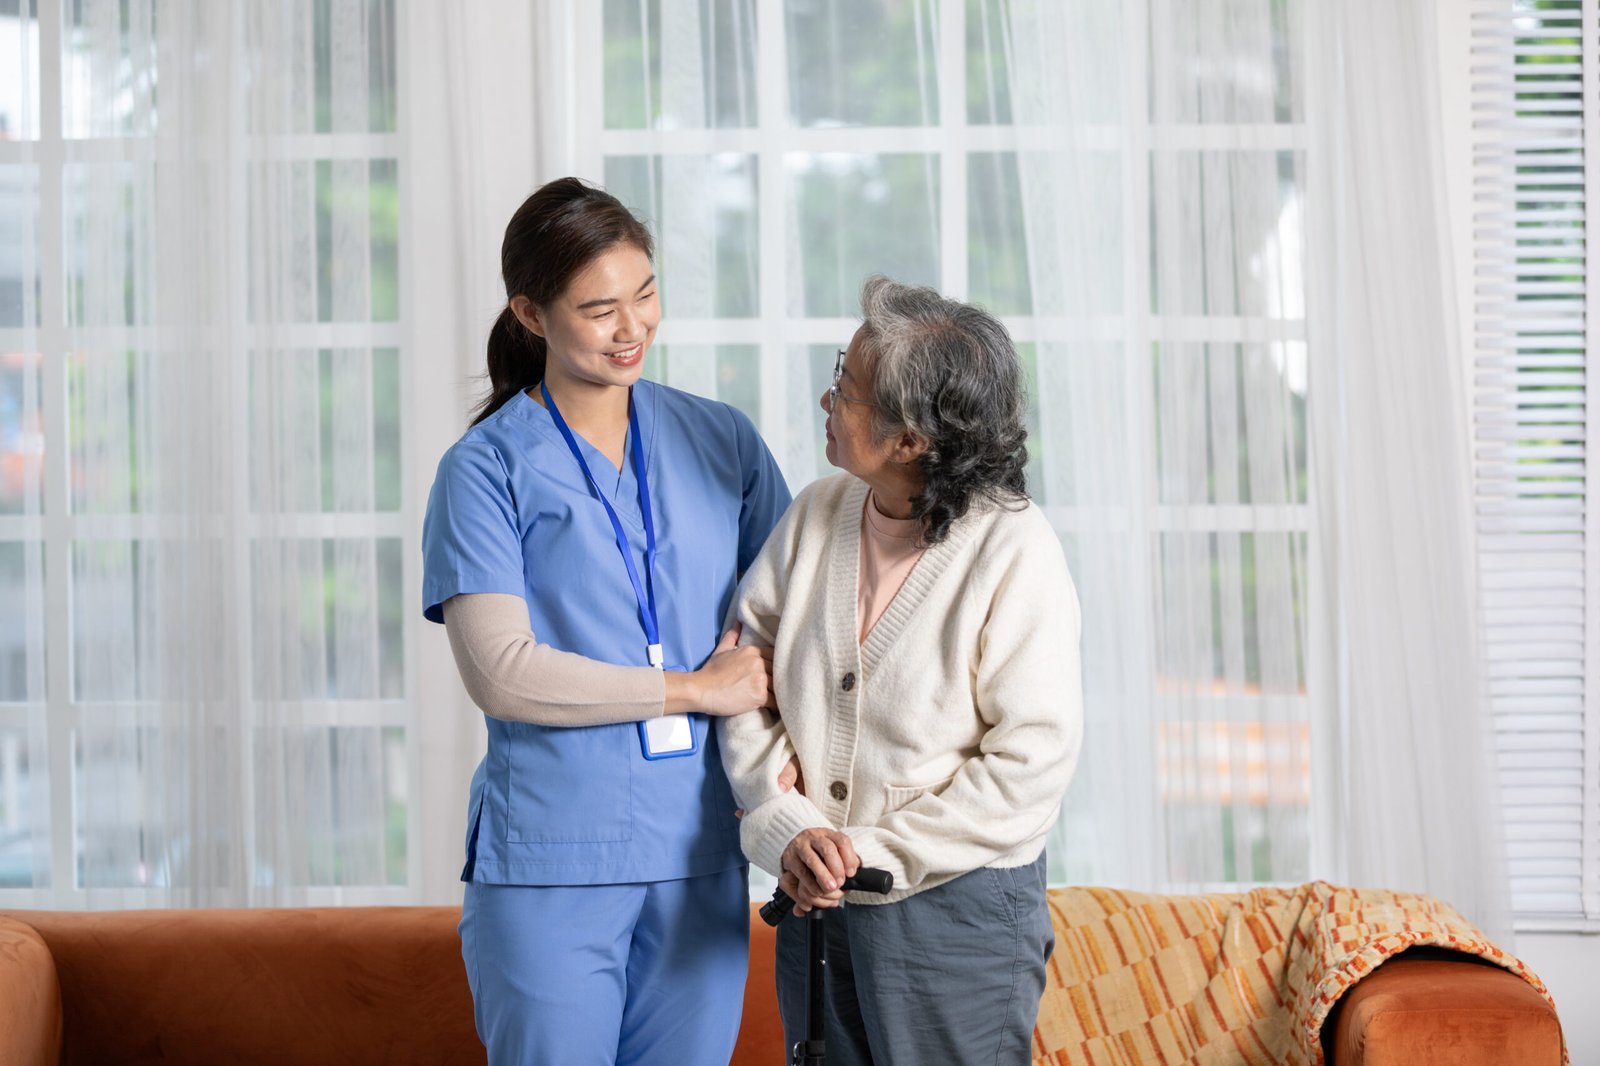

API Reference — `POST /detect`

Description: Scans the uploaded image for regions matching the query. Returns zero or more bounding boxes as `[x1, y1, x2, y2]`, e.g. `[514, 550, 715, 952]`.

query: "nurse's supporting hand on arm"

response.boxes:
[779, 828, 861, 916]
[665, 624, 774, 716]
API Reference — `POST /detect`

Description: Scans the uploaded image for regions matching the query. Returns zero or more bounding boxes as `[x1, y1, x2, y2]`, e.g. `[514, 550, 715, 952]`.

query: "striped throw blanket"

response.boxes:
[1031, 881, 1562, 1065]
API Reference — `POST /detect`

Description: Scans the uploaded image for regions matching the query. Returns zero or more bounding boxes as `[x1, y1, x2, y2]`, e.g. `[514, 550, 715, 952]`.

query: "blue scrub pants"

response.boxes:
[459, 865, 750, 1066]
[774, 856, 1053, 1066]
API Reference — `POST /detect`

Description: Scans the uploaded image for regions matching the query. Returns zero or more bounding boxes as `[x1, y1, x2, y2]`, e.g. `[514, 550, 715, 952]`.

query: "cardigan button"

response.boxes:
[829, 781, 848, 802]
[841, 672, 856, 692]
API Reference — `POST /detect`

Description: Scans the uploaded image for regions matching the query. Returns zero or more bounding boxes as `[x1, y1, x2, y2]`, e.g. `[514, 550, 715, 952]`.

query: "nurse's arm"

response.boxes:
[444, 594, 770, 726]
[443, 592, 669, 727]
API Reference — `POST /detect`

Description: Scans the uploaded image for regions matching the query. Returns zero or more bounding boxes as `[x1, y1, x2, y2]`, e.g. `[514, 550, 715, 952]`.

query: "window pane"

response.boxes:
[316, 159, 393, 323]
[965, 0, 1011, 125]
[1153, 342, 1307, 507]
[64, 164, 151, 327]
[644, 344, 761, 423]
[67, 350, 142, 515]
[0, 166, 40, 326]
[0, 728, 37, 886]
[1158, 726, 1311, 886]
[1153, 530, 1306, 691]
[309, 0, 399, 133]
[1150, 150, 1304, 318]
[1149, 0, 1302, 125]
[785, 0, 939, 128]
[251, 724, 405, 887]
[967, 151, 1030, 316]
[250, 536, 400, 701]
[788, 153, 940, 317]
[603, 0, 758, 130]
[606, 154, 759, 318]
[372, 347, 400, 512]
[75, 725, 242, 889]
[71, 538, 233, 703]
[247, 159, 397, 325]
[248, 348, 396, 514]
[0, 0, 40, 140]
[71, 539, 143, 701]
[0, 542, 44, 703]
[0, 351, 42, 516]
[784, 344, 836, 483]
[61, 0, 157, 139]
[369, 160, 399, 322]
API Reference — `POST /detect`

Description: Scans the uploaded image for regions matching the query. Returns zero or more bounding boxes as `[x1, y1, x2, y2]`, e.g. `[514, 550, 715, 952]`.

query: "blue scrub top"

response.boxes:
[422, 379, 791, 886]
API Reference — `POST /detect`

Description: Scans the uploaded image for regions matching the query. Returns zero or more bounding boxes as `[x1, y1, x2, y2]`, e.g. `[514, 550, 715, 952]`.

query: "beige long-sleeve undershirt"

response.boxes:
[442, 592, 667, 726]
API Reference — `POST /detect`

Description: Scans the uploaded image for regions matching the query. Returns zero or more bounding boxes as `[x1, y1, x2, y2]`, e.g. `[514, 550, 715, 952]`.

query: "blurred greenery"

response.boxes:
[967, 152, 1030, 314]
[311, 0, 398, 134]
[314, 159, 398, 323]
[790, 153, 941, 316]
[603, 0, 757, 130]
[605, 154, 759, 318]
[786, 0, 938, 128]
[965, 0, 1012, 125]
[644, 344, 762, 415]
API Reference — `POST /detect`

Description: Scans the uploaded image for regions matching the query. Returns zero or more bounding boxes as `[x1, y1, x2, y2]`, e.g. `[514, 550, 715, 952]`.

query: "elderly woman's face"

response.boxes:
[820, 326, 899, 479]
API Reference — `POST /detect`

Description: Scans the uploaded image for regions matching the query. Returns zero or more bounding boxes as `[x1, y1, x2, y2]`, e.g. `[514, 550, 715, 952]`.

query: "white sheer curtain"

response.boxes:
[4, 0, 403, 908]
[575, 0, 1513, 940]
[1304, 0, 1512, 943]
[996, 0, 1313, 895]
[996, 0, 1511, 939]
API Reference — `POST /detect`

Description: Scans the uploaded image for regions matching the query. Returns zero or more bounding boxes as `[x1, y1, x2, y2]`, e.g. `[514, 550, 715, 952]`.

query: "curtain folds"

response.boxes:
[1303, 0, 1512, 944]
[17, 0, 401, 907]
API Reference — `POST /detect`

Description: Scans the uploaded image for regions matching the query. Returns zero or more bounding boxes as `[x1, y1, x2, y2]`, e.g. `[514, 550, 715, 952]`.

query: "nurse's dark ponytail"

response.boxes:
[471, 177, 655, 427]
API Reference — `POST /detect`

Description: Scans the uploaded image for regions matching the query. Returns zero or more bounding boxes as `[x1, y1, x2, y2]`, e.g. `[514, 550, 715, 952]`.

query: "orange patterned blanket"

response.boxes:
[1031, 881, 1563, 1065]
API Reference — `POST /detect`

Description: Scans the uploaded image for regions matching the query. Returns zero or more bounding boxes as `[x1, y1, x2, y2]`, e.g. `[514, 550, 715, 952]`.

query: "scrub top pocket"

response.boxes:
[506, 722, 633, 843]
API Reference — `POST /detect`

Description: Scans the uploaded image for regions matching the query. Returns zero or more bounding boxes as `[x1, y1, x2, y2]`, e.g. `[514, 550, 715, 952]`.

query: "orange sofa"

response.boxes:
[0, 903, 1560, 1065]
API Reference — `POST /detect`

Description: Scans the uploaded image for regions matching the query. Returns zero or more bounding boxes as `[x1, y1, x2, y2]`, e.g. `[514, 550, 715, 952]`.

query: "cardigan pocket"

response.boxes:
[881, 773, 959, 815]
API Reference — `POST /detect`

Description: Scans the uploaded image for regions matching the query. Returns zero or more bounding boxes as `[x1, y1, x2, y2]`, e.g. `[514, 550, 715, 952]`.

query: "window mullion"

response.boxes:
[937, 0, 966, 301]
[755, 0, 789, 470]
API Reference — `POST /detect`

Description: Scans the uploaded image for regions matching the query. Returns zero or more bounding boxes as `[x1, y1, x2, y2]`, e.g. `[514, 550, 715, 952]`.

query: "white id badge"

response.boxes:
[639, 714, 697, 759]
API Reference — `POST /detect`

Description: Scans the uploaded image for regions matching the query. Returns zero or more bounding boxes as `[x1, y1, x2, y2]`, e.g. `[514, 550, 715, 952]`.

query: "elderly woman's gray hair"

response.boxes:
[857, 275, 1030, 546]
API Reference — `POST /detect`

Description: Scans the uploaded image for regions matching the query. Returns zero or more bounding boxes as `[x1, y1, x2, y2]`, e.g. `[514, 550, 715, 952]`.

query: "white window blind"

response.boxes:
[1470, 0, 1600, 930]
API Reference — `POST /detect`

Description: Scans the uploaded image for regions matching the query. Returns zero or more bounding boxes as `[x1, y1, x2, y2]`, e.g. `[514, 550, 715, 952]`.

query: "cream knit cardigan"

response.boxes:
[718, 473, 1083, 904]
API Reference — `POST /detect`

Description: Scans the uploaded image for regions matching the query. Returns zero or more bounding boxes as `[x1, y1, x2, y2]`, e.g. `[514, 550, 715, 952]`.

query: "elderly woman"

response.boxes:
[719, 277, 1083, 1064]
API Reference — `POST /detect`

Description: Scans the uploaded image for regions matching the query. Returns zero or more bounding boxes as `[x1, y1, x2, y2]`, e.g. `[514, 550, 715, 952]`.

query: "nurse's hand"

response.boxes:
[734, 756, 802, 819]
[674, 624, 773, 716]
[780, 828, 860, 914]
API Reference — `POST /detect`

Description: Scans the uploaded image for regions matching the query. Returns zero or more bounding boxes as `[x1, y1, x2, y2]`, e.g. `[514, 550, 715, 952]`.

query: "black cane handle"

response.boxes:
[760, 867, 894, 927]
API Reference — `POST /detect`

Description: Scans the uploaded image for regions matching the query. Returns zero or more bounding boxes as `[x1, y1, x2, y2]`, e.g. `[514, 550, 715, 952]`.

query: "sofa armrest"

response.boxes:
[0, 915, 63, 1066]
[1325, 951, 1564, 1066]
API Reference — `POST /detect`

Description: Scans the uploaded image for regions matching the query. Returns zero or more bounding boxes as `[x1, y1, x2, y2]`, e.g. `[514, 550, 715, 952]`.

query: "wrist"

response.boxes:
[663, 669, 702, 715]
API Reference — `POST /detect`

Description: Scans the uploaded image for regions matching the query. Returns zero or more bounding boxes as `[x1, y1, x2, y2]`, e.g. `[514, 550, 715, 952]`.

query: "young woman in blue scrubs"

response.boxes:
[422, 177, 791, 1065]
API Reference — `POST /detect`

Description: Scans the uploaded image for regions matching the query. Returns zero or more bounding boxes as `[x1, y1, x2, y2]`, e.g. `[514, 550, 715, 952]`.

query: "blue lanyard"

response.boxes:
[540, 382, 663, 668]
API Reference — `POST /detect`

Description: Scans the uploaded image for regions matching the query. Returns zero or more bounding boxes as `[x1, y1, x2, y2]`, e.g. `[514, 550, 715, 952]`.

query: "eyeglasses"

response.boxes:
[827, 349, 876, 411]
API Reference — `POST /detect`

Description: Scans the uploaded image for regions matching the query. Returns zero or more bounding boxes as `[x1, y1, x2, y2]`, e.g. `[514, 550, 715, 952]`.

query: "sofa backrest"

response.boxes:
[1, 907, 483, 1066]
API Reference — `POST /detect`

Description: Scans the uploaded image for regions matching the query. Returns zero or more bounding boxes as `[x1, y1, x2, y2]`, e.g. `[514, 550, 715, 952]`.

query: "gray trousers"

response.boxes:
[774, 855, 1053, 1066]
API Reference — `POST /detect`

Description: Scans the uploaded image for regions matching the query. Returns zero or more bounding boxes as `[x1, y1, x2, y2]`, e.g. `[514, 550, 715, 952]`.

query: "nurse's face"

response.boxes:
[819, 327, 899, 479]
[519, 243, 660, 391]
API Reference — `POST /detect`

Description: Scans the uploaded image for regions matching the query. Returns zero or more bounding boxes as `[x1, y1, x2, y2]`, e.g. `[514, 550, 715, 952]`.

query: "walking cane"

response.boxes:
[760, 867, 894, 1066]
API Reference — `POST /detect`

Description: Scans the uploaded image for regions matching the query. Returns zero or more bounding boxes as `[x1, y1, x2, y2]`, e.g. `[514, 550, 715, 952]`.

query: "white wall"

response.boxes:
[1514, 933, 1599, 1061]
[1434, 2, 1597, 1059]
